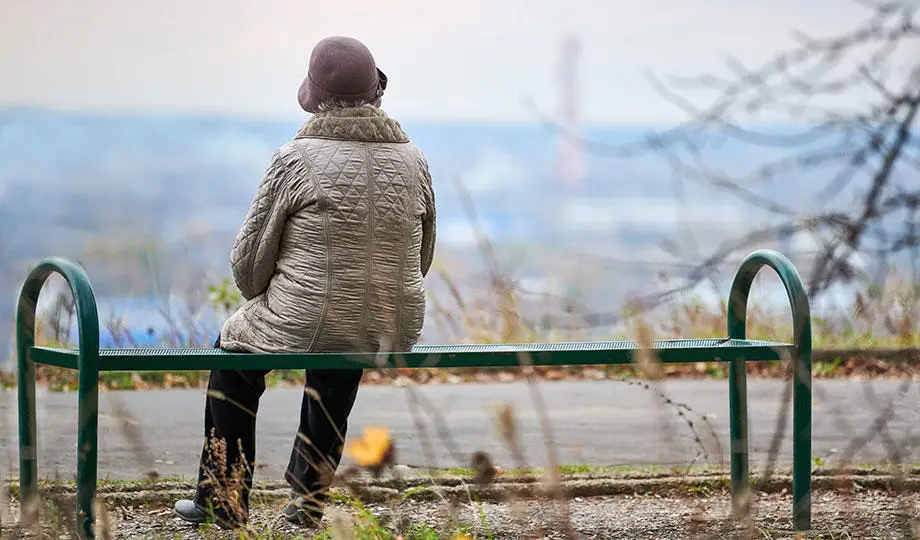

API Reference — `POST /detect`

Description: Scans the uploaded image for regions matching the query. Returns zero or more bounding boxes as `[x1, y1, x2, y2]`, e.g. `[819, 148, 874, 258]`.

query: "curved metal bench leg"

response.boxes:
[728, 249, 812, 531]
[16, 259, 101, 539]
[792, 329, 813, 530]
[16, 291, 38, 526]
[76, 359, 100, 539]
[727, 353, 750, 517]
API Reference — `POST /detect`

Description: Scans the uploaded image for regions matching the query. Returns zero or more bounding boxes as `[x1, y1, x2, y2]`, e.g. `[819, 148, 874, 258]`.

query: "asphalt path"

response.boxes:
[0, 379, 917, 482]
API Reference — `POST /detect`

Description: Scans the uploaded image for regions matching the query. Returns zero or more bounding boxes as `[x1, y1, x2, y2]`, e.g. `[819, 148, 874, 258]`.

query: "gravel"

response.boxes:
[3, 489, 918, 539]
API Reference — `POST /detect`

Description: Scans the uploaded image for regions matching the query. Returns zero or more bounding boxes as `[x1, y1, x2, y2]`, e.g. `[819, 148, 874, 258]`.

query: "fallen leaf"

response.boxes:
[345, 426, 393, 467]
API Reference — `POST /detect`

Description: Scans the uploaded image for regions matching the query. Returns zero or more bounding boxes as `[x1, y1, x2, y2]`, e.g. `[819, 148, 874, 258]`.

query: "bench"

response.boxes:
[15, 248, 813, 538]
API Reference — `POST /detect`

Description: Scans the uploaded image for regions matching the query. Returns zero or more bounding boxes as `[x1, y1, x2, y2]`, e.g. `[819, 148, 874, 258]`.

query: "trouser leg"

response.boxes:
[284, 368, 364, 502]
[193, 336, 269, 523]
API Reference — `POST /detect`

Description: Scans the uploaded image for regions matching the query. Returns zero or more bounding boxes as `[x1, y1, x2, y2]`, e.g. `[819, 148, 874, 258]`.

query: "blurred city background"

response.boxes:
[1, 0, 917, 360]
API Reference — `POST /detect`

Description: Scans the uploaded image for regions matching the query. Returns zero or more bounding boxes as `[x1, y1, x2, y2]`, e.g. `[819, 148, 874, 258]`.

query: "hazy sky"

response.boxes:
[0, 0, 880, 123]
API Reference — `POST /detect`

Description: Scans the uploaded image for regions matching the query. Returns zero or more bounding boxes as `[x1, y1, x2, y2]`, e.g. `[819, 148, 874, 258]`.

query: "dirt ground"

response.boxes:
[2, 488, 919, 539]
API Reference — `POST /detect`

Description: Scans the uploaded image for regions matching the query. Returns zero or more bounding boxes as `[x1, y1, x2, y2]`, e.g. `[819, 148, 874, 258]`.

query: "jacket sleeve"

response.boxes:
[418, 153, 437, 278]
[230, 149, 295, 300]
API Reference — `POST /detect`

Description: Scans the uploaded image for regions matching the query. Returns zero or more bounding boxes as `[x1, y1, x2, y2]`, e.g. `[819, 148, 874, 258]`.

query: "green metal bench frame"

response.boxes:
[16, 249, 813, 538]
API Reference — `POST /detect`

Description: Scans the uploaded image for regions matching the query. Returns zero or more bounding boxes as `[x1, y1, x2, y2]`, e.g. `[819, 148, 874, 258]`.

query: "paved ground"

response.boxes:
[0, 379, 918, 481]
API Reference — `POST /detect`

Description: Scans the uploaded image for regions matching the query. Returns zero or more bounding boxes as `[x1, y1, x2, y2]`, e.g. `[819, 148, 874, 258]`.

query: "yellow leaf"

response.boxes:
[453, 534, 473, 540]
[345, 426, 392, 467]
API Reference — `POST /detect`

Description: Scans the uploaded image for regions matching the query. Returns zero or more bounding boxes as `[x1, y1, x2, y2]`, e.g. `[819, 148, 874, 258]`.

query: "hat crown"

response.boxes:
[308, 36, 379, 97]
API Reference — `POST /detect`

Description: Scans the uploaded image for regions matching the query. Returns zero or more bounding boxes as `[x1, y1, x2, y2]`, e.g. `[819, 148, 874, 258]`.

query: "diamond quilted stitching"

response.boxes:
[375, 156, 413, 223]
[319, 143, 370, 227]
[293, 122, 419, 232]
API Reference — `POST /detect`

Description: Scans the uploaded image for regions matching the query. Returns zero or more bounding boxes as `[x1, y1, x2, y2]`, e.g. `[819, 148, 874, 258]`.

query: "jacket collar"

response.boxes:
[294, 106, 409, 143]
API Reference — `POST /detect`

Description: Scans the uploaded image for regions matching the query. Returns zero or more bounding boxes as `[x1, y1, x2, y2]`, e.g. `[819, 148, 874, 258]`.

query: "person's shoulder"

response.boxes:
[267, 141, 315, 195]
[412, 144, 430, 167]
[275, 140, 303, 160]
[267, 141, 311, 172]
[398, 138, 426, 161]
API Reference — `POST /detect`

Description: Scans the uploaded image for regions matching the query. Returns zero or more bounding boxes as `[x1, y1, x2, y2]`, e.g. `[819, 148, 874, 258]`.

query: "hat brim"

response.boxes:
[298, 68, 387, 114]
[297, 76, 324, 114]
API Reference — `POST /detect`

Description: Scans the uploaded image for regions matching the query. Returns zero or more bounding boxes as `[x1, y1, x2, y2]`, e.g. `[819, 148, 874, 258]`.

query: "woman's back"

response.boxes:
[220, 106, 436, 354]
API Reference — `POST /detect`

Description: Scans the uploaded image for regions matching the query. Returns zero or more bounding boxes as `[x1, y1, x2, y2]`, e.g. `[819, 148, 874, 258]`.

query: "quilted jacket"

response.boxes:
[218, 106, 436, 354]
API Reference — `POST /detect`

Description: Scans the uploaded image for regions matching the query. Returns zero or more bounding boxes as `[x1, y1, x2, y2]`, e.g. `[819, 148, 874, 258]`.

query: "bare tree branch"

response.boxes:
[527, 0, 920, 302]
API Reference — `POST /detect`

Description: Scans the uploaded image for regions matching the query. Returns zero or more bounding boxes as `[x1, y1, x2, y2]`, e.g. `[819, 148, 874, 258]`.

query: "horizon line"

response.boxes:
[0, 104, 816, 131]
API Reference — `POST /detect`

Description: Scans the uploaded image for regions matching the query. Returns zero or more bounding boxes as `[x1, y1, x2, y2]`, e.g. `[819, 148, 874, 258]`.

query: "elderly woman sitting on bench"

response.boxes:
[173, 35, 437, 529]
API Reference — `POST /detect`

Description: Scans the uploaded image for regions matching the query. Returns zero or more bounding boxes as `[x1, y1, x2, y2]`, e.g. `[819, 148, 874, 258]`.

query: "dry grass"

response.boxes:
[3, 259, 920, 538]
[3, 352, 920, 539]
[4, 255, 919, 539]
[3, 262, 919, 392]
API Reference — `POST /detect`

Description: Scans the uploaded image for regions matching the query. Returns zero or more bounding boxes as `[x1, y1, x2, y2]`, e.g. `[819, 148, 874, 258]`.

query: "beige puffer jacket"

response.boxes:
[219, 106, 436, 355]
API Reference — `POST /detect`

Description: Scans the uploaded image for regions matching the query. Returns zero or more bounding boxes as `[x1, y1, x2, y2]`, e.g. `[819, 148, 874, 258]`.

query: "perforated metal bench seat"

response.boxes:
[29, 338, 797, 371]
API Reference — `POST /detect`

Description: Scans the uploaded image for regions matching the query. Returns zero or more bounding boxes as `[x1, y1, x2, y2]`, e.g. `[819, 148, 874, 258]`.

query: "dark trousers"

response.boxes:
[193, 336, 363, 522]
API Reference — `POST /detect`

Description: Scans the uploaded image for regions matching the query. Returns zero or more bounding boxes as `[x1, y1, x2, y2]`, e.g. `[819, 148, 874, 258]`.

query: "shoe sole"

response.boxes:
[174, 508, 238, 529]
[283, 511, 323, 527]
[173, 508, 209, 524]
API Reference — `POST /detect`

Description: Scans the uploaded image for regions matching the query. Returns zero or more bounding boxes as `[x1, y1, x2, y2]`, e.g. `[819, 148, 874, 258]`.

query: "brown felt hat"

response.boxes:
[297, 36, 388, 113]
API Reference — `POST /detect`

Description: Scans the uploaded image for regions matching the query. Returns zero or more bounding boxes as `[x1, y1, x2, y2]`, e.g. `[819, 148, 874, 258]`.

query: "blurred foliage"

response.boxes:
[3, 264, 920, 391]
[207, 277, 243, 316]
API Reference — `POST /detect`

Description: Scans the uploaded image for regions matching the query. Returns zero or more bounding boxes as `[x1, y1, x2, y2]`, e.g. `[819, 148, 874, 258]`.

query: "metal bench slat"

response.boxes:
[30, 347, 78, 369]
[31, 339, 795, 371]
